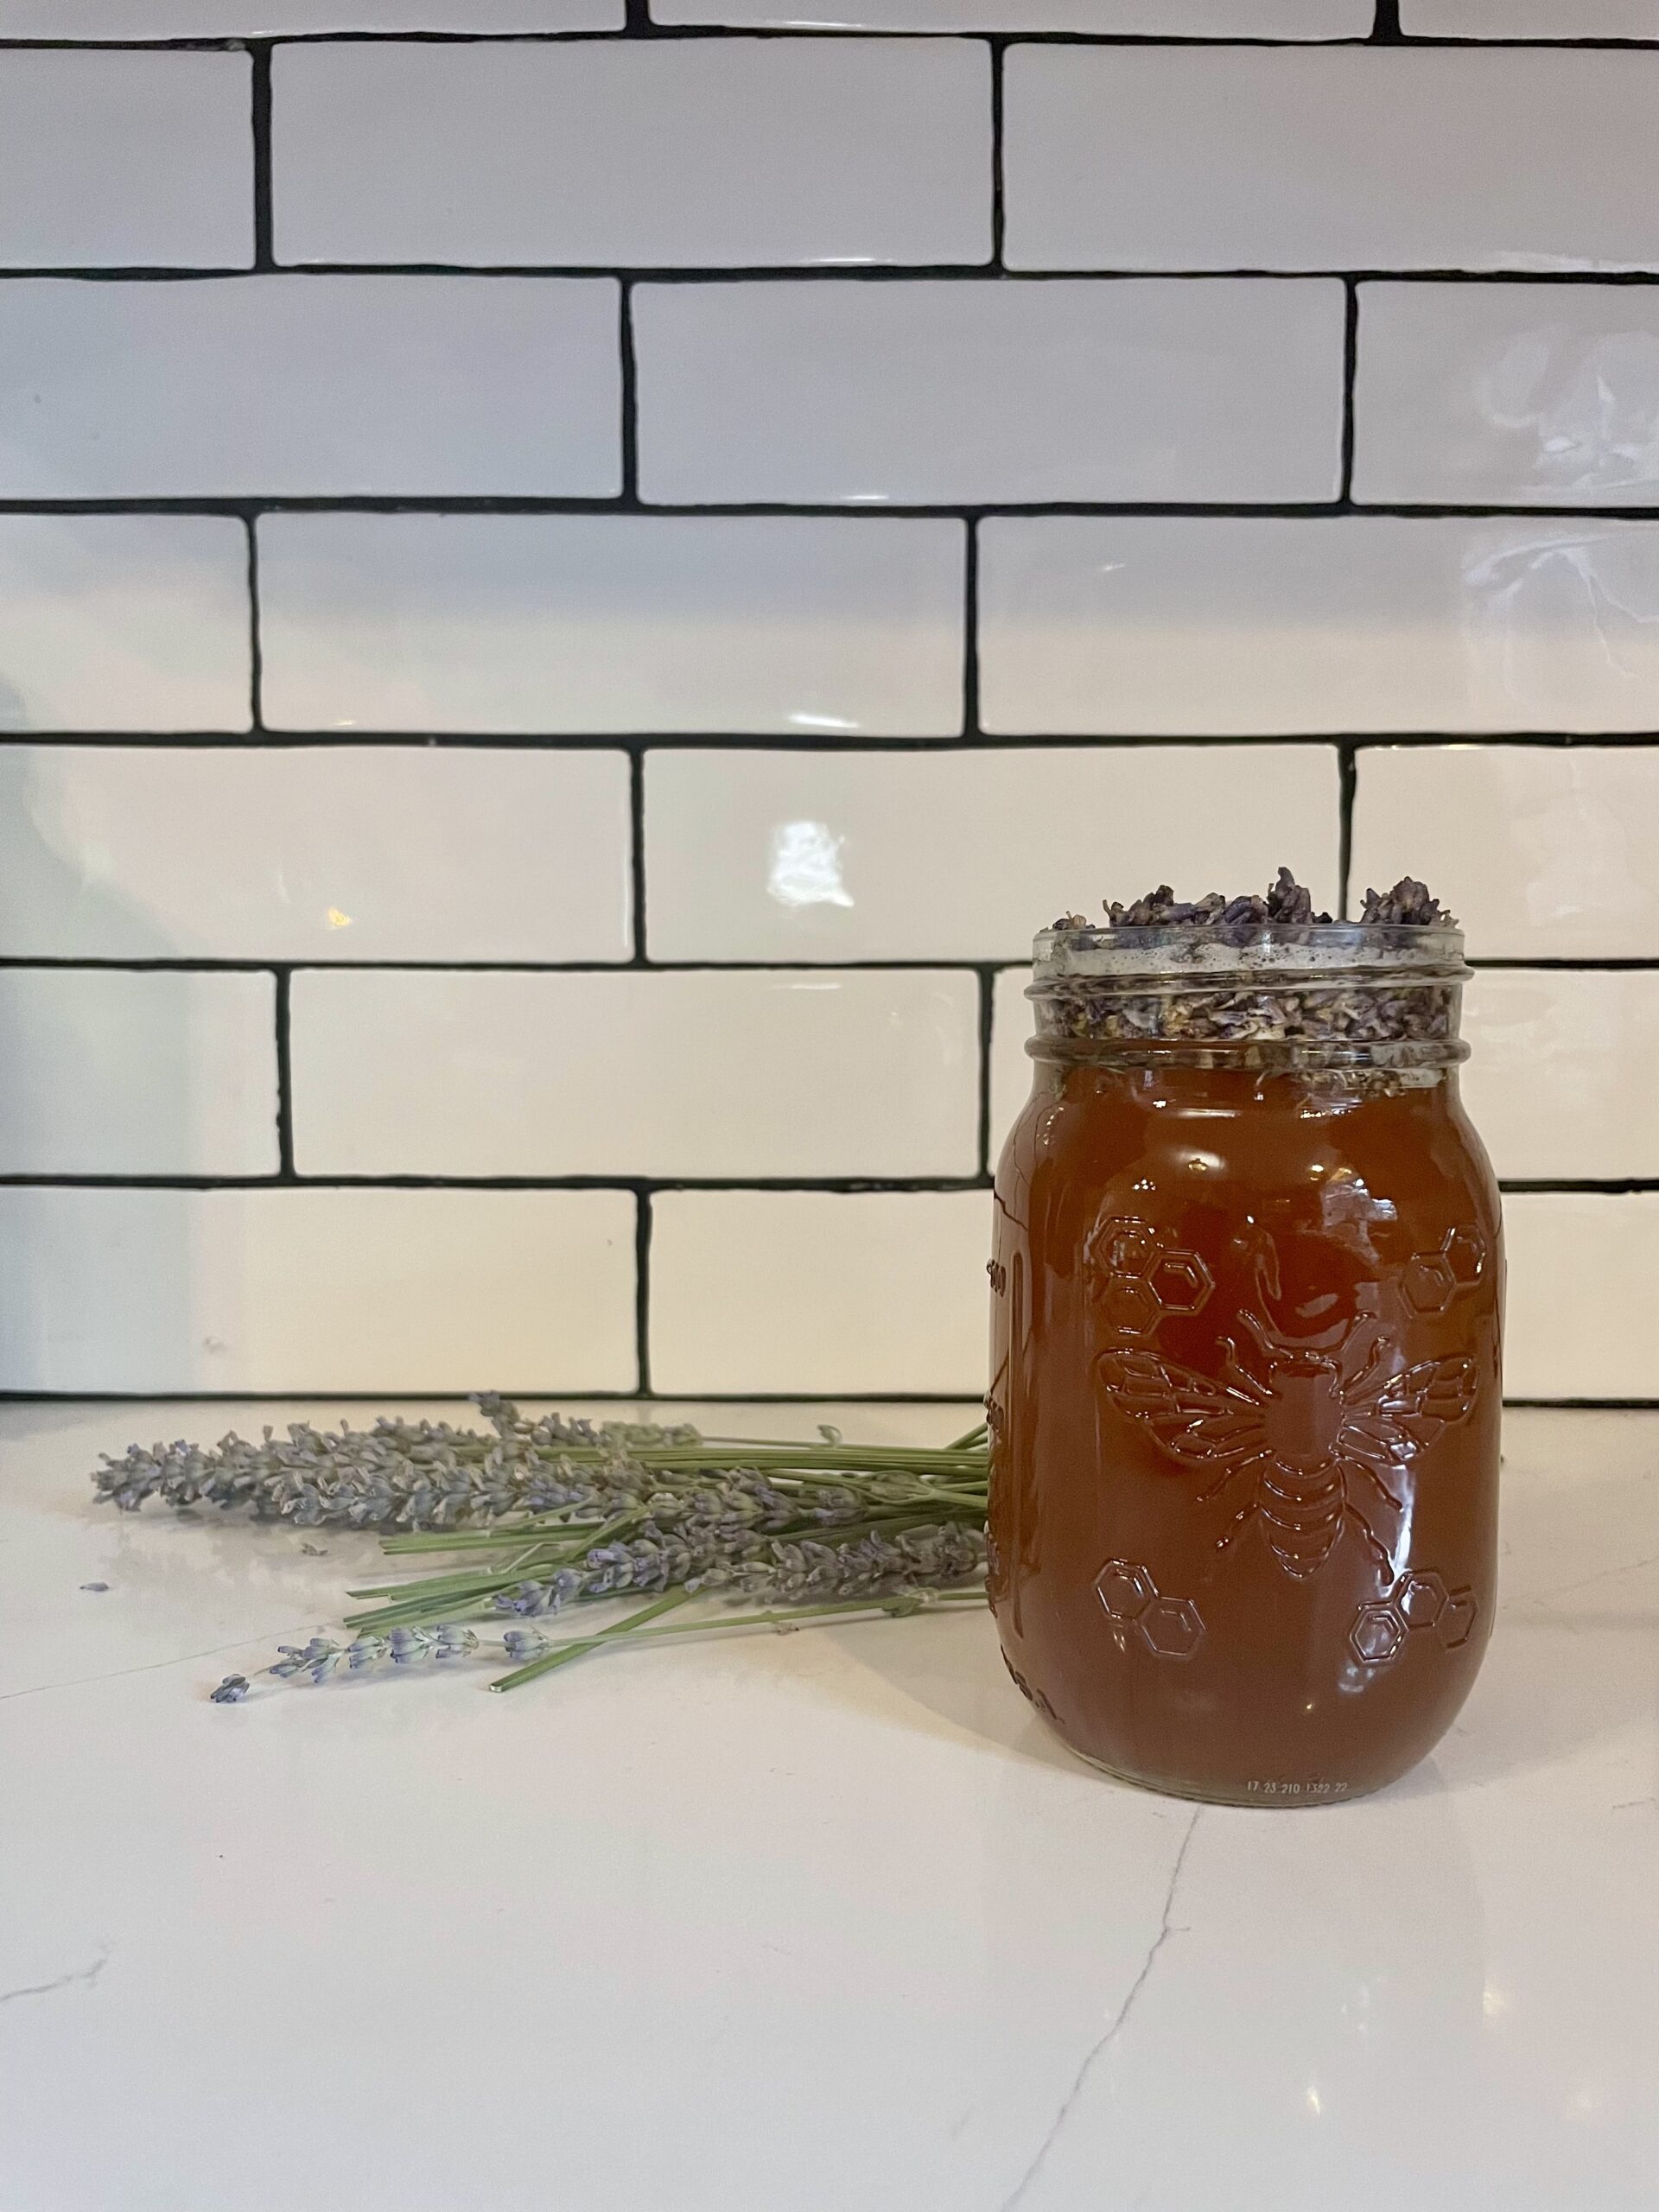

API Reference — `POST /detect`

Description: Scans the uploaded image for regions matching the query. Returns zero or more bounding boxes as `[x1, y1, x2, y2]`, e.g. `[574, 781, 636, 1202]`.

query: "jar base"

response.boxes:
[1066, 1744, 1396, 1809]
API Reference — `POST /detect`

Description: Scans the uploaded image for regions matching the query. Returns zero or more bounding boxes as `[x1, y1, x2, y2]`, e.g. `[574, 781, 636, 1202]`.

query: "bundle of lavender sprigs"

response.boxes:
[93, 1395, 990, 1698]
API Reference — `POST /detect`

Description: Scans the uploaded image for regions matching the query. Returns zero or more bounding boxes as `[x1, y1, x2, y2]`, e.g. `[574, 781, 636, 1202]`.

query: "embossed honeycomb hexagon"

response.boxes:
[1096, 1217, 1160, 1277]
[1148, 1250, 1214, 1319]
[1398, 1571, 1447, 1629]
[1402, 1253, 1457, 1315]
[1100, 1276, 1163, 1337]
[1438, 1590, 1478, 1649]
[1095, 1560, 1154, 1624]
[1139, 1596, 1205, 1660]
[1350, 1602, 1406, 1665]
[1443, 1227, 1484, 1287]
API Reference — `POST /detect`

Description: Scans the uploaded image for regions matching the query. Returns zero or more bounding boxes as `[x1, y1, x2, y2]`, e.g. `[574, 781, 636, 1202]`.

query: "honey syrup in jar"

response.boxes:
[987, 875, 1502, 1805]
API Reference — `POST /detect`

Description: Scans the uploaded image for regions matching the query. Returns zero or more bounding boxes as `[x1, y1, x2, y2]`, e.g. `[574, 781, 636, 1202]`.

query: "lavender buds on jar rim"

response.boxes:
[1034, 870, 1467, 1066]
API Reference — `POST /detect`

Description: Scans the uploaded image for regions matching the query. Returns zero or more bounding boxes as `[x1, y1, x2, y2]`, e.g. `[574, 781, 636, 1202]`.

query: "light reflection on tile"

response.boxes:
[1357, 284, 1659, 507]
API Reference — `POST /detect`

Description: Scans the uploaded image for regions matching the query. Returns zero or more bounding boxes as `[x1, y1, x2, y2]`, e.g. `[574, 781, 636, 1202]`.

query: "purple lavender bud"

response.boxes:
[209, 1675, 250, 1703]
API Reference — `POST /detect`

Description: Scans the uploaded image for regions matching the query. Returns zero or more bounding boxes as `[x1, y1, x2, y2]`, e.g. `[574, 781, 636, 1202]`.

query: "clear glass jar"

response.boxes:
[988, 922, 1503, 1806]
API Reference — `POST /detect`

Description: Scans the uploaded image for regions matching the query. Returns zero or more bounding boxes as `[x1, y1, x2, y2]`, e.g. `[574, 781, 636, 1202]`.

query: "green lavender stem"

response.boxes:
[489, 1588, 695, 1692]
[488, 1586, 988, 1694]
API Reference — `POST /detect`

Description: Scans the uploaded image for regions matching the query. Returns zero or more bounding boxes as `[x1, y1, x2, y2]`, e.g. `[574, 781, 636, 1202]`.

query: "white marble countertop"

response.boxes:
[3, 1401, 1656, 2212]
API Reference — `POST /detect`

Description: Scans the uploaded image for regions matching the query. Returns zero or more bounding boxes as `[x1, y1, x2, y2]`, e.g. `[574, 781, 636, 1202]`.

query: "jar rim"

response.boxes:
[1033, 921, 1467, 981]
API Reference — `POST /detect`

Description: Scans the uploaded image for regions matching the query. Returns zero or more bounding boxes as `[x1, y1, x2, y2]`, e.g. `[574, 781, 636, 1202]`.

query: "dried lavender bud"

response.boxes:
[209, 1675, 249, 1703]
[1096, 871, 1334, 931]
[270, 1637, 340, 1684]
[503, 1628, 550, 1664]
[1358, 876, 1458, 927]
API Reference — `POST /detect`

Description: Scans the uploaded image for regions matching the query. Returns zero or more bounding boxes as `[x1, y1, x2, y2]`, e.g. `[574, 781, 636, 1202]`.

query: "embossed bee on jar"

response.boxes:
[1096, 1235, 1484, 1582]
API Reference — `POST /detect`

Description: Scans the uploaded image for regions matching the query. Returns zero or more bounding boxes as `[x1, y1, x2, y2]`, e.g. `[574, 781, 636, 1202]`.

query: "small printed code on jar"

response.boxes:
[1246, 1780, 1351, 1798]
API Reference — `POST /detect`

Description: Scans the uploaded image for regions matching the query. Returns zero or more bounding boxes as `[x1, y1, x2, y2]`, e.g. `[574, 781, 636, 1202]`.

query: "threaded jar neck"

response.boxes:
[1027, 923, 1471, 1072]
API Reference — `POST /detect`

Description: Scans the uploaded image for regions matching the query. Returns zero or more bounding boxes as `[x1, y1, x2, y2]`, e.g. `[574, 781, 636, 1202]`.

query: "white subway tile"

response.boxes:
[646, 746, 1338, 962]
[258, 514, 963, 737]
[0, 1187, 637, 1394]
[636, 278, 1344, 505]
[658, 0, 1366, 28]
[1354, 283, 1659, 508]
[1402, 1, 1659, 31]
[274, 40, 990, 268]
[651, 1190, 988, 1394]
[0, 277, 620, 499]
[989, 966, 1035, 1161]
[0, 971, 276, 1178]
[1460, 970, 1659, 1181]
[979, 516, 1659, 736]
[1003, 48, 1659, 273]
[0, 53, 252, 270]
[0, 2, 620, 26]
[292, 969, 981, 1179]
[1503, 1195, 1659, 1399]
[0, 517, 250, 734]
[0, 747, 632, 962]
[1352, 746, 1659, 959]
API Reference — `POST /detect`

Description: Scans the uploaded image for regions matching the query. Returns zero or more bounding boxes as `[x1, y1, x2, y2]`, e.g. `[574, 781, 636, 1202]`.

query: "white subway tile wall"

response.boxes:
[0, 52, 253, 270]
[634, 280, 1346, 505]
[980, 516, 1659, 734]
[645, 746, 1339, 962]
[657, 1, 1371, 29]
[290, 969, 982, 1178]
[0, 1188, 637, 1394]
[0, 517, 251, 732]
[0, 3, 621, 26]
[1352, 283, 1659, 506]
[0, 971, 278, 1177]
[651, 1192, 988, 1395]
[1351, 747, 1659, 958]
[1001, 48, 1659, 274]
[0, 747, 633, 960]
[0, 278, 622, 499]
[257, 514, 965, 734]
[3, 13, 1658, 1402]
[270, 41, 992, 268]
[1401, 2, 1659, 29]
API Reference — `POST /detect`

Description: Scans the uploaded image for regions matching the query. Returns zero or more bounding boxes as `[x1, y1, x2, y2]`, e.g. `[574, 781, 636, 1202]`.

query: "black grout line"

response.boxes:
[7, 731, 1659, 755]
[11, 28, 1659, 46]
[4, 951, 1659, 974]
[961, 521, 980, 738]
[988, 40, 1007, 271]
[627, 746, 649, 963]
[1336, 741, 1357, 920]
[617, 280, 639, 504]
[19, 493, 1659, 520]
[249, 43, 274, 273]
[975, 966, 997, 1178]
[1338, 278, 1359, 504]
[243, 517, 264, 733]
[16, 265, 1659, 284]
[0, 1173, 998, 1192]
[6, 952, 1659, 976]
[272, 969, 296, 1180]
[633, 1189, 653, 1394]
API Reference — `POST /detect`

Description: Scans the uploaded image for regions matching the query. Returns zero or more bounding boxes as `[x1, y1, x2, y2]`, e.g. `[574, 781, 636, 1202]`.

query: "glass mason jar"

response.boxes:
[988, 921, 1503, 1806]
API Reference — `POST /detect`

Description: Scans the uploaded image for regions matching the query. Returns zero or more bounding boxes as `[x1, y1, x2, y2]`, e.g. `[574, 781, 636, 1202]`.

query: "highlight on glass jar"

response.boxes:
[986, 872, 1503, 1808]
